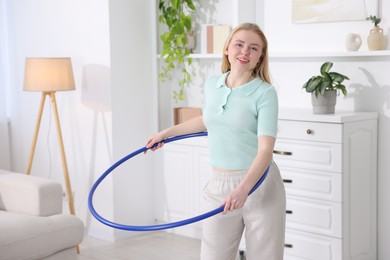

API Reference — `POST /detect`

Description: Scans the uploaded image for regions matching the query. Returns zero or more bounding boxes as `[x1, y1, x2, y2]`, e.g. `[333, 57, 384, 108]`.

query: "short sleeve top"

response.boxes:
[202, 72, 278, 170]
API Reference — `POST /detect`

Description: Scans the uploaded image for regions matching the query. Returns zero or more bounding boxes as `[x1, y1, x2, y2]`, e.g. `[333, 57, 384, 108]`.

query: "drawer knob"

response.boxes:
[286, 210, 293, 214]
[283, 179, 293, 183]
[284, 243, 293, 248]
[273, 150, 293, 156]
[306, 129, 313, 135]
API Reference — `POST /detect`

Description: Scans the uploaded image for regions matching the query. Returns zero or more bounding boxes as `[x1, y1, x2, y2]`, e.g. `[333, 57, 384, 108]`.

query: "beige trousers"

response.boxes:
[200, 161, 286, 260]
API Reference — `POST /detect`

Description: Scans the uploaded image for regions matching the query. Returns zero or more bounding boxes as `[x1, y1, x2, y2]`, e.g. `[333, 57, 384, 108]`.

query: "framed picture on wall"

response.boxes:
[292, 0, 379, 23]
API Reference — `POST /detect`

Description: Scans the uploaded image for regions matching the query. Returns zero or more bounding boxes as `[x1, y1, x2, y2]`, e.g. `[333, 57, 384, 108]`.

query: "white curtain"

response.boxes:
[0, 0, 11, 170]
[0, 0, 9, 120]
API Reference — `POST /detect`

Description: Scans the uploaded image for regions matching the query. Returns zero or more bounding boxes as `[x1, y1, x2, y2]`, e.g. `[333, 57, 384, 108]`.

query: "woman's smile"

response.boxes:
[237, 57, 250, 64]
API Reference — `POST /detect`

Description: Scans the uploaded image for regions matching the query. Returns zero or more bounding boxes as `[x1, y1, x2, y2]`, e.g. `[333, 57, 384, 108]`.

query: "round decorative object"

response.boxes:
[88, 132, 270, 231]
[345, 33, 362, 51]
[367, 26, 386, 51]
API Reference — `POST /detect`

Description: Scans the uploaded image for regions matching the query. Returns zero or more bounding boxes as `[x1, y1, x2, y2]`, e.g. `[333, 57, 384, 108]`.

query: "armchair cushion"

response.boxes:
[0, 171, 62, 216]
[0, 170, 84, 260]
[0, 210, 83, 260]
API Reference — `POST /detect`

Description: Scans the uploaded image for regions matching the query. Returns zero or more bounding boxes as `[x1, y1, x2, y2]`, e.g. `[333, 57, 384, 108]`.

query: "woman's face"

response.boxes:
[224, 30, 263, 74]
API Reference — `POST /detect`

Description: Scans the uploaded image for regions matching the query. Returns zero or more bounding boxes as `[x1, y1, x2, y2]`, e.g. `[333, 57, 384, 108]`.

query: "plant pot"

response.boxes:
[311, 90, 337, 114]
[367, 26, 386, 51]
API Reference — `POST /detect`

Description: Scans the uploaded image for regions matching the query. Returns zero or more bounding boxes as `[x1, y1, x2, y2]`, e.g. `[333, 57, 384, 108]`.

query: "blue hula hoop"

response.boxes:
[88, 132, 270, 231]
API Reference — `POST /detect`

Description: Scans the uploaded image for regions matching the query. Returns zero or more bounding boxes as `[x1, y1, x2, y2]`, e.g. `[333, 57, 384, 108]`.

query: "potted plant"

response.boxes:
[302, 62, 349, 114]
[366, 15, 386, 51]
[158, 0, 196, 102]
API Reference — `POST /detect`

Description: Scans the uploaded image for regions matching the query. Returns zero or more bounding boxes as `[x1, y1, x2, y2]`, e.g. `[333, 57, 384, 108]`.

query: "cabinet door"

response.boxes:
[158, 143, 212, 238]
[159, 144, 193, 222]
[192, 146, 212, 217]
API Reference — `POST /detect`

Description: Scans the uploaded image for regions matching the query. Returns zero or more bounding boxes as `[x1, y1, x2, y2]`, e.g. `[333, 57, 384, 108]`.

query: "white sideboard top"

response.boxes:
[279, 108, 378, 123]
[166, 108, 378, 147]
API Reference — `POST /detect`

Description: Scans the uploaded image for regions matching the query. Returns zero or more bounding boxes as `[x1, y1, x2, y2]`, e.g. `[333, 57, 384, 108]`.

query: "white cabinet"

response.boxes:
[157, 109, 378, 260]
[276, 109, 378, 260]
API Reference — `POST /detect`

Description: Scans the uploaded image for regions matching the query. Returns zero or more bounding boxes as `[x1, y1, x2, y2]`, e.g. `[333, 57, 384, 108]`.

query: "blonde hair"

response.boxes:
[221, 23, 271, 84]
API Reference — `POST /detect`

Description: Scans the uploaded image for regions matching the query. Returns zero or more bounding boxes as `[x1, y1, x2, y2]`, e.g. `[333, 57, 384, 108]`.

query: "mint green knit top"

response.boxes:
[202, 72, 278, 170]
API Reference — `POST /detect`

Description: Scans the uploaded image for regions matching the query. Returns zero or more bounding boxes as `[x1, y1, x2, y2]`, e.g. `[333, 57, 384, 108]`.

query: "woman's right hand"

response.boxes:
[145, 115, 205, 154]
[145, 132, 166, 153]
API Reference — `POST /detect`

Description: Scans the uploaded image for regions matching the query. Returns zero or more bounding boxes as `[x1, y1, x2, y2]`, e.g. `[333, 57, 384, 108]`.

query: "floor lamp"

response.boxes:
[24, 57, 76, 216]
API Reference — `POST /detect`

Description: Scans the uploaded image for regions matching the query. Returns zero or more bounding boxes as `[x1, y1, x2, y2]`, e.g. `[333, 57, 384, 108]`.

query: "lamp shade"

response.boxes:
[23, 57, 75, 92]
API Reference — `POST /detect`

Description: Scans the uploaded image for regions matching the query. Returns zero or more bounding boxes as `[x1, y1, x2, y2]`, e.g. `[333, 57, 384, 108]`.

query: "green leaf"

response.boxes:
[322, 72, 332, 82]
[329, 72, 346, 83]
[339, 84, 347, 96]
[319, 79, 331, 95]
[182, 14, 192, 30]
[305, 76, 322, 92]
[159, 0, 165, 11]
[320, 62, 333, 75]
[160, 32, 169, 42]
[314, 89, 320, 98]
[185, 0, 196, 10]
[171, 0, 179, 10]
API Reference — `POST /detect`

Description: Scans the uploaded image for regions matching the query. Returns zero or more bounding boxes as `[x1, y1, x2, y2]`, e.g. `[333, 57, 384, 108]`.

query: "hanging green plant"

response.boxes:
[158, 0, 196, 102]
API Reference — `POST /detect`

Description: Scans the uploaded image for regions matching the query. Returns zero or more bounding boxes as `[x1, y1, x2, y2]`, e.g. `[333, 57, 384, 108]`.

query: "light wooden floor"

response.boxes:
[77, 232, 201, 260]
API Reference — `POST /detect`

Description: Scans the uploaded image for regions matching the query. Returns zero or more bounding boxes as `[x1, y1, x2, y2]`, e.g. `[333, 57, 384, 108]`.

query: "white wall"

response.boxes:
[108, 0, 156, 240]
[4, 0, 116, 239]
[4, 0, 158, 242]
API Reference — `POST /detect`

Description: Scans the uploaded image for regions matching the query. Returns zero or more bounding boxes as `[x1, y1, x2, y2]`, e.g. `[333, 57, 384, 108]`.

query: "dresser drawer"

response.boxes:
[284, 229, 342, 260]
[278, 120, 342, 143]
[286, 196, 342, 237]
[274, 140, 342, 173]
[281, 167, 342, 202]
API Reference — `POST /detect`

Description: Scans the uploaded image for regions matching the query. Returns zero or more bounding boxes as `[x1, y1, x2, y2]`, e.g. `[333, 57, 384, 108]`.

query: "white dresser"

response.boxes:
[276, 109, 378, 260]
[157, 109, 378, 260]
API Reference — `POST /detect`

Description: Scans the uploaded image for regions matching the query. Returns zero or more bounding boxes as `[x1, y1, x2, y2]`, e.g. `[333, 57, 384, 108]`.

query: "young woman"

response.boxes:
[146, 23, 286, 260]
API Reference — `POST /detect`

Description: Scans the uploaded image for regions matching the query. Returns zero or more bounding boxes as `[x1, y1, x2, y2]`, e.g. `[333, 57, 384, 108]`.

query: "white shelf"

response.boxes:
[157, 53, 222, 59]
[269, 50, 390, 59]
[279, 108, 378, 123]
[208, 50, 389, 58]
[158, 50, 390, 60]
[189, 53, 222, 59]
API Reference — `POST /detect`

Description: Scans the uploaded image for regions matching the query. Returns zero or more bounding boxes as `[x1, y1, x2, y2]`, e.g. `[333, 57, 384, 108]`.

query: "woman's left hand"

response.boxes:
[222, 187, 248, 214]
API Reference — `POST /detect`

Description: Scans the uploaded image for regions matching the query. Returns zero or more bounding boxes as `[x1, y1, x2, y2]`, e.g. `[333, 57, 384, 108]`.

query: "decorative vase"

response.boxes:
[367, 26, 386, 51]
[345, 33, 362, 51]
[186, 30, 196, 53]
[311, 90, 337, 114]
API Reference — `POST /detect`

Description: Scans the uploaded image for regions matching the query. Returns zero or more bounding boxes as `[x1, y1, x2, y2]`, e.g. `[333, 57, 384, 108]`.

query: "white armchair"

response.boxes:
[0, 169, 84, 260]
